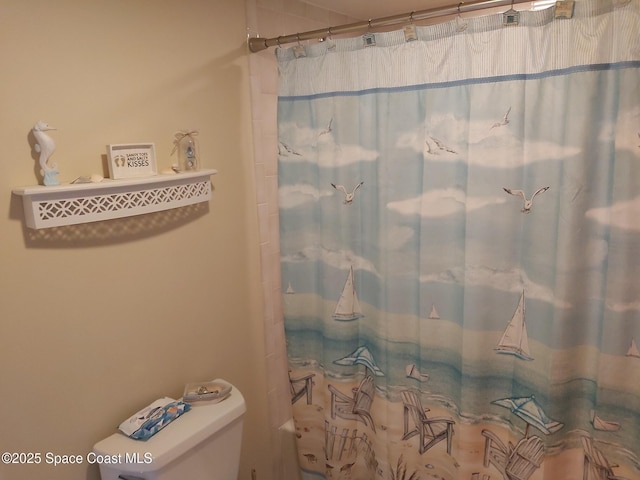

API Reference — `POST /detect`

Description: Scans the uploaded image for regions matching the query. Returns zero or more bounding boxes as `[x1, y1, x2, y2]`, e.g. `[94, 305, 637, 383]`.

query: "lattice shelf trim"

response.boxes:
[13, 169, 217, 229]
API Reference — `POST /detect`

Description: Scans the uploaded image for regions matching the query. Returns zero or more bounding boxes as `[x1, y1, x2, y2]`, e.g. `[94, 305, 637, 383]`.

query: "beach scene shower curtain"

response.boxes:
[277, 1, 640, 479]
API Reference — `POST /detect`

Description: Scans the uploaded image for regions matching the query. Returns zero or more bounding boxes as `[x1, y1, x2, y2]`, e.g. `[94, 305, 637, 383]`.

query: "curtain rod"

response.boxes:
[247, 0, 534, 52]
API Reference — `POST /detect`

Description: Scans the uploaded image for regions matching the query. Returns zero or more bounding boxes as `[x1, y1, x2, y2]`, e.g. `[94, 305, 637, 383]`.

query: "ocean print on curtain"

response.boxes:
[277, 1, 640, 479]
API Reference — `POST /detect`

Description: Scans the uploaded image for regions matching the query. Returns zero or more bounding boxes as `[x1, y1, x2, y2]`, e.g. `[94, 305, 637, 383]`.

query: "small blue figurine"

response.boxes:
[32, 120, 59, 186]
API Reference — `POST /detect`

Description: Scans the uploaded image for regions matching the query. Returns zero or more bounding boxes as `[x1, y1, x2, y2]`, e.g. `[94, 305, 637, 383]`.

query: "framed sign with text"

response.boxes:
[107, 143, 157, 179]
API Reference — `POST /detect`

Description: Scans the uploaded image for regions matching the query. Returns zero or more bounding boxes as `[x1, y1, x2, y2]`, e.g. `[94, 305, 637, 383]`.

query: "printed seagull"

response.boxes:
[425, 135, 457, 155]
[331, 181, 364, 204]
[503, 186, 550, 213]
[491, 107, 512, 129]
[319, 118, 333, 136]
[278, 141, 302, 156]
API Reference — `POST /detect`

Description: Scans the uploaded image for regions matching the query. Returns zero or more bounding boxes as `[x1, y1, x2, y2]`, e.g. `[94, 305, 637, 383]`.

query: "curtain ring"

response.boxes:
[296, 33, 301, 45]
[368, 19, 372, 30]
[409, 11, 415, 23]
[458, 2, 464, 15]
[276, 36, 282, 46]
[321, 27, 333, 43]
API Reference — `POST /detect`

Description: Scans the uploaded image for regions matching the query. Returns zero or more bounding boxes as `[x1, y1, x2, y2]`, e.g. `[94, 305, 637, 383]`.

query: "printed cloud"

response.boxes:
[387, 188, 505, 218]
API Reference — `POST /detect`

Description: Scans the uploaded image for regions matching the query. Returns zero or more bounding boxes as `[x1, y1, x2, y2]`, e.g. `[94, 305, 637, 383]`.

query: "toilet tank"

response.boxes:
[93, 379, 246, 480]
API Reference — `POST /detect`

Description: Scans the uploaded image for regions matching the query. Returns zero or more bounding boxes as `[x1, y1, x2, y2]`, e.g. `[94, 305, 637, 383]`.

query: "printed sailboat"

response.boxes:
[590, 410, 620, 432]
[332, 266, 364, 321]
[627, 338, 640, 358]
[405, 364, 429, 382]
[428, 304, 441, 319]
[495, 290, 534, 361]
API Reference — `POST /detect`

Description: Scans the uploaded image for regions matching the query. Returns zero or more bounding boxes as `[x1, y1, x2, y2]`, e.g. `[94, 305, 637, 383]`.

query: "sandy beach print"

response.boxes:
[290, 369, 638, 480]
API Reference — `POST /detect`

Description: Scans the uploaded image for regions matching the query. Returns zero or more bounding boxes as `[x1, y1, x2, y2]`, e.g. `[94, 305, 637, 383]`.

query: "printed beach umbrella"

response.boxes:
[491, 395, 564, 437]
[334, 345, 385, 377]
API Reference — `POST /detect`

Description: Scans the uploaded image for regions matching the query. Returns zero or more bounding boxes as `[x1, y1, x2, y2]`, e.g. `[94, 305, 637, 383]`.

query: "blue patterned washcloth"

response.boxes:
[118, 397, 191, 441]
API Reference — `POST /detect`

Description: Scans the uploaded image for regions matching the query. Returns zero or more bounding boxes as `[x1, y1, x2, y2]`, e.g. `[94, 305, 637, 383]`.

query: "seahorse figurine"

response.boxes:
[32, 120, 59, 186]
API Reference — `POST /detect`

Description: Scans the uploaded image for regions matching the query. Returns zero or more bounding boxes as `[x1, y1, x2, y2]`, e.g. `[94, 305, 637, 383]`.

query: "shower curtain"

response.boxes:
[277, 1, 640, 479]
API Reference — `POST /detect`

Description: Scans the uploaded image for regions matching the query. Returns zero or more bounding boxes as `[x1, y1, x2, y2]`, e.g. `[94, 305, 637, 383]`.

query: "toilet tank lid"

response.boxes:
[92, 379, 246, 473]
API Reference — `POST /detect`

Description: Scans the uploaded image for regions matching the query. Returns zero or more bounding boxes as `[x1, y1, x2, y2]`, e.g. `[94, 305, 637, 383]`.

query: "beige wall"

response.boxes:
[0, 1, 272, 480]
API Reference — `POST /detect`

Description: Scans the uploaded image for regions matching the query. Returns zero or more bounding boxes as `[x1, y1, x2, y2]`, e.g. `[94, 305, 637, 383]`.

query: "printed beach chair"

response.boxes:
[401, 390, 454, 455]
[328, 375, 376, 432]
[482, 429, 545, 480]
[289, 371, 315, 405]
[581, 436, 630, 480]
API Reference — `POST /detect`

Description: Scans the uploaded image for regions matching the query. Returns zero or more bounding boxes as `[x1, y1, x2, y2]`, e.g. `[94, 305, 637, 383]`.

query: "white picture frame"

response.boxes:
[107, 143, 157, 179]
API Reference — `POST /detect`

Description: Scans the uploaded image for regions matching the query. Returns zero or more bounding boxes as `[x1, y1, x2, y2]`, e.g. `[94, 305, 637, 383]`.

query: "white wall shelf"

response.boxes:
[12, 169, 218, 229]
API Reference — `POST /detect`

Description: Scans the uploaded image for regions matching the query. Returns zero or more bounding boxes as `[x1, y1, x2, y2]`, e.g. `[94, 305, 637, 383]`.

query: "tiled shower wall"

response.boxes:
[244, 0, 355, 478]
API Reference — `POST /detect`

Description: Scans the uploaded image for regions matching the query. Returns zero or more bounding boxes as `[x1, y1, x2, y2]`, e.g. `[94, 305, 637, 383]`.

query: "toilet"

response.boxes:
[93, 379, 246, 480]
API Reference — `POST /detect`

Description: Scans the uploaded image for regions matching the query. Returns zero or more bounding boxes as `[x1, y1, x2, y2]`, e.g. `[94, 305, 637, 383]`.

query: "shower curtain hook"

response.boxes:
[276, 36, 282, 46]
[363, 19, 376, 46]
[320, 27, 333, 43]
[404, 11, 418, 42]
[292, 33, 307, 57]
[503, 0, 520, 26]
[456, 1, 468, 31]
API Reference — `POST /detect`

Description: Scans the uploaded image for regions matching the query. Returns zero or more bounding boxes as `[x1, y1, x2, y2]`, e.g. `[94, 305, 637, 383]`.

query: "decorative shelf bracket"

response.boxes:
[12, 169, 218, 229]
